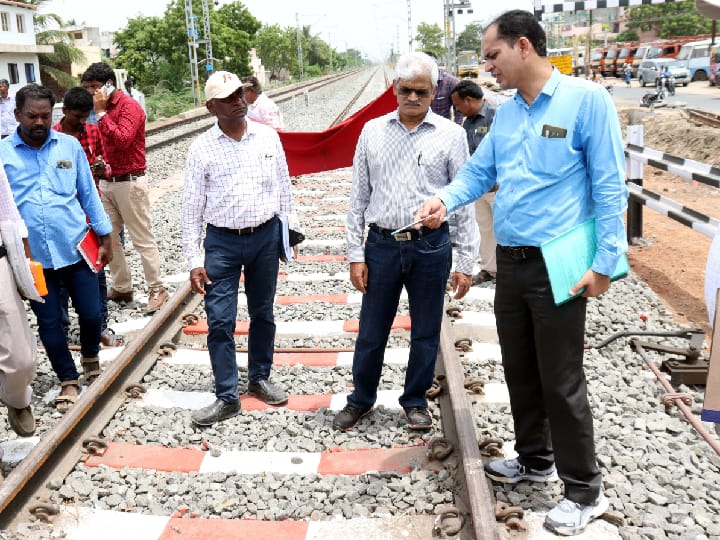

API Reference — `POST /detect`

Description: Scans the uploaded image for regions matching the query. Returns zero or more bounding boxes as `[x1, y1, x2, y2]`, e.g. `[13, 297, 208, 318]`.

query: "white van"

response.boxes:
[676, 39, 713, 81]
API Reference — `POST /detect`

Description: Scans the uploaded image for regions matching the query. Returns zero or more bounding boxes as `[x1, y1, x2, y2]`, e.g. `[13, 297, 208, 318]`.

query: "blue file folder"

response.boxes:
[540, 219, 630, 306]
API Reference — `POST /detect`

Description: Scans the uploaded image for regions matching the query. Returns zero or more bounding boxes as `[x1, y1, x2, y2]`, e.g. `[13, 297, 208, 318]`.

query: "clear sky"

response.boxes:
[41, 0, 534, 61]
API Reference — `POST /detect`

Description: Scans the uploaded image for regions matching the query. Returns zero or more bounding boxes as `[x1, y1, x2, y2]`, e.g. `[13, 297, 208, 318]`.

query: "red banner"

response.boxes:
[278, 85, 397, 176]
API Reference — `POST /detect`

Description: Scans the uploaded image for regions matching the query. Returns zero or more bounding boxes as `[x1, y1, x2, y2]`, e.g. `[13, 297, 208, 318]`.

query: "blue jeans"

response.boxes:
[60, 269, 108, 336]
[30, 260, 101, 382]
[348, 225, 452, 410]
[203, 218, 280, 403]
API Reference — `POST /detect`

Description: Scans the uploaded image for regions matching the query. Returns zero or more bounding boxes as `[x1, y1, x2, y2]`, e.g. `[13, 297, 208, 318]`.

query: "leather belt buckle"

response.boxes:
[393, 231, 412, 241]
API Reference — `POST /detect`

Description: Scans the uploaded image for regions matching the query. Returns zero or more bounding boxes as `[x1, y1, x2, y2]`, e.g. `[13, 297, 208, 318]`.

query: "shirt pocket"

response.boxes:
[50, 165, 78, 196]
[418, 150, 447, 184]
[527, 133, 577, 178]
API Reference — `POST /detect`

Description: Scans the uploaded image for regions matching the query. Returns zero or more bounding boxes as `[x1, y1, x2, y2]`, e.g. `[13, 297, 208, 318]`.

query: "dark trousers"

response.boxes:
[494, 246, 601, 505]
[203, 218, 280, 403]
[60, 269, 108, 335]
[348, 225, 452, 410]
[30, 260, 101, 382]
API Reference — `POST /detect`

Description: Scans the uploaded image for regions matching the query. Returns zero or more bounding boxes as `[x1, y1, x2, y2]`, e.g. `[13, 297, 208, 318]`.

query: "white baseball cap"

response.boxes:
[204, 71, 250, 101]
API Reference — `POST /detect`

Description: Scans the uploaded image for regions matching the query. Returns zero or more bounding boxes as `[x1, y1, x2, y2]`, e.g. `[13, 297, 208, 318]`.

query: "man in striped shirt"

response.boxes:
[181, 71, 294, 427]
[334, 51, 479, 432]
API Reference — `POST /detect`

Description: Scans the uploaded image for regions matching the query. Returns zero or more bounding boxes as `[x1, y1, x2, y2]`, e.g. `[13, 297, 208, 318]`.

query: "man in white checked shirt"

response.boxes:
[0, 162, 37, 437]
[333, 52, 480, 432]
[181, 71, 293, 427]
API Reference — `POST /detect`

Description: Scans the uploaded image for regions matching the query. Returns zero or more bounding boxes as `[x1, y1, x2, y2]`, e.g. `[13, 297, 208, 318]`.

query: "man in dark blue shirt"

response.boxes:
[451, 80, 497, 284]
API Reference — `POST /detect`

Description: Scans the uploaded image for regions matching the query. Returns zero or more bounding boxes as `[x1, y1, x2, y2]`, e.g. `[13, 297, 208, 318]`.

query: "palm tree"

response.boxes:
[16, 0, 87, 89]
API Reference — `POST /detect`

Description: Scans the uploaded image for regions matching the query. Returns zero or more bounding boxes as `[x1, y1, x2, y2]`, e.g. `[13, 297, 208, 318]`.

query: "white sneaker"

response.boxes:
[484, 457, 559, 483]
[544, 492, 609, 536]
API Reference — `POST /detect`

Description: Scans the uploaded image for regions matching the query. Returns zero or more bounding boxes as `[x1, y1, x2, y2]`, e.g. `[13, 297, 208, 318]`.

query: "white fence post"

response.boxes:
[627, 124, 644, 243]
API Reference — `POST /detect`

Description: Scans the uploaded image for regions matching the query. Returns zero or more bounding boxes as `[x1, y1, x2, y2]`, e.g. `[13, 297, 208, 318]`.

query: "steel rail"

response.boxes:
[436, 312, 499, 539]
[0, 282, 201, 529]
[145, 69, 364, 141]
[687, 108, 720, 128]
[328, 66, 382, 127]
[630, 339, 720, 456]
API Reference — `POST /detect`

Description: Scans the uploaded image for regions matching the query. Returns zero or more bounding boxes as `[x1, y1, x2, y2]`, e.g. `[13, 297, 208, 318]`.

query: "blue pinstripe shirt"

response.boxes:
[346, 109, 479, 275]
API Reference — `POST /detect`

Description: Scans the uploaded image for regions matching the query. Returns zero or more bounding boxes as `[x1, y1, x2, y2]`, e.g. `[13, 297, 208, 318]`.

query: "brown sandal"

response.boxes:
[81, 356, 101, 384]
[55, 380, 80, 413]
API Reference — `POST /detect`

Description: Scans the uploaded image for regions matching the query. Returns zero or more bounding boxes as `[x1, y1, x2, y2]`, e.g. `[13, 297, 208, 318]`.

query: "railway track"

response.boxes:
[4, 67, 720, 539]
[687, 108, 720, 128]
[145, 69, 364, 151]
[0, 67, 501, 539]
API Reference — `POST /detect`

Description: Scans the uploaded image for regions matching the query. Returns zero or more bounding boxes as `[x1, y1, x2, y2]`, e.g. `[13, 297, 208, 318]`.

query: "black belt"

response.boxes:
[108, 171, 145, 182]
[498, 245, 542, 261]
[0, 245, 6, 258]
[369, 222, 446, 241]
[208, 219, 272, 236]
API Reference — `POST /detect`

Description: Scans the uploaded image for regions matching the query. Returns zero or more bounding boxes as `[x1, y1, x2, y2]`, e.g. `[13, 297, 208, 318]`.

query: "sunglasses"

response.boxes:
[217, 88, 245, 103]
[398, 86, 432, 98]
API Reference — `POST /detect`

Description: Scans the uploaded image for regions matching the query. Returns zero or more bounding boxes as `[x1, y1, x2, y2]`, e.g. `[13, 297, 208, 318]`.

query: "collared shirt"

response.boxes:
[182, 120, 294, 270]
[437, 69, 628, 276]
[431, 70, 463, 125]
[247, 93, 284, 129]
[0, 95, 18, 136]
[462, 100, 496, 154]
[129, 88, 146, 112]
[98, 89, 146, 176]
[53, 118, 112, 183]
[346, 109, 479, 275]
[0, 130, 112, 269]
[0, 163, 27, 246]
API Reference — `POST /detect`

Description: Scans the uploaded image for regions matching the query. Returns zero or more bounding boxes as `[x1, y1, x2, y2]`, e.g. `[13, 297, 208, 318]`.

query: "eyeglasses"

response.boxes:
[398, 86, 432, 99]
[217, 88, 245, 103]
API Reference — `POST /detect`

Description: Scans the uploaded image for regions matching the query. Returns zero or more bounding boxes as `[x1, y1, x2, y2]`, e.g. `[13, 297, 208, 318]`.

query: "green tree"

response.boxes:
[616, 29, 640, 42]
[254, 24, 298, 80]
[456, 22, 483, 53]
[415, 22, 444, 57]
[624, 0, 711, 38]
[114, 0, 260, 93]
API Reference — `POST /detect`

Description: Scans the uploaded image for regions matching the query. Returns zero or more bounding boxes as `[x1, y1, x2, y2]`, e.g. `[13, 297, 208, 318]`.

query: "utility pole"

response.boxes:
[445, 1, 473, 76]
[200, 0, 213, 75]
[296, 13, 304, 79]
[407, 0, 412, 52]
[184, 0, 201, 105]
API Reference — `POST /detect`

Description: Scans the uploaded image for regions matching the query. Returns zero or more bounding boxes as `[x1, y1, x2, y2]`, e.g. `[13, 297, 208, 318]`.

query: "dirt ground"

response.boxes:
[618, 107, 719, 340]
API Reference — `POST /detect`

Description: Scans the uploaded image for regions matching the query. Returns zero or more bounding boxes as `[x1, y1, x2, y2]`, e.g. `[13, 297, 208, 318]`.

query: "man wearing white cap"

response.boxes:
[181, 71, 294, 426]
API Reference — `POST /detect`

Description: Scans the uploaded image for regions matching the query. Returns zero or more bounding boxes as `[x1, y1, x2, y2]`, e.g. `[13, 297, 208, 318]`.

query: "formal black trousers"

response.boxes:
[494, 246, 602, 504]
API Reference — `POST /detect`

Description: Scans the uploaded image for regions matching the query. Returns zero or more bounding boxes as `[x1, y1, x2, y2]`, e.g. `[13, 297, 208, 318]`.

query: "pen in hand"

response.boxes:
[391, 217, 428, 236]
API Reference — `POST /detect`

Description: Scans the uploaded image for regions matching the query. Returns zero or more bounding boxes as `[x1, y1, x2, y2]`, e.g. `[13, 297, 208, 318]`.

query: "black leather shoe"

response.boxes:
[247, 379, 288, 405]
[332, 405, 372, 431]
[404, 407, 432, 430]
[7, 405, 35, 437]
[192, 398, 241, 426]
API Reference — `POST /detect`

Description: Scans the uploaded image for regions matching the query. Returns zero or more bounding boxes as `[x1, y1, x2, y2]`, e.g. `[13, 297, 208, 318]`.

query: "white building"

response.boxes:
[0, 0, 53, 92]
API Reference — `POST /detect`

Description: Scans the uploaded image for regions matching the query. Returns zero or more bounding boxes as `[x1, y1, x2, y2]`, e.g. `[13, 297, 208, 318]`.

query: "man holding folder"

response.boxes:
[417, 10, 628, 536]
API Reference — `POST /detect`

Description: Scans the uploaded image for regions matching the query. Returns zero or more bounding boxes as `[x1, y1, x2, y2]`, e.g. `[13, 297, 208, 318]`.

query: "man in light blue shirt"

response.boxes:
[418, 10, 627, 536]
[0, 84, 113, 413]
